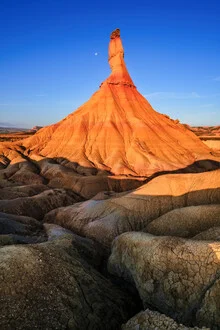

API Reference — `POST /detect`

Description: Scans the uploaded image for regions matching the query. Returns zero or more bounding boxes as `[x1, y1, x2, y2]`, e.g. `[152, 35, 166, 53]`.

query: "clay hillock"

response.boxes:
[44, 169, 220, 248]
[0, 236, 139, 329]
[122, 309, 208, 330]
[0, 189, 81, 220]
[145, 204, 220, 238]
[0, 212, 46, 246]
[193, 226, 220, 241]
[108, 232, 220, 328]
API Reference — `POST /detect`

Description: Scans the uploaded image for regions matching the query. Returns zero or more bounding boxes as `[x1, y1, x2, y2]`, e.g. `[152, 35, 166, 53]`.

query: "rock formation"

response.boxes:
[193, 226, 220, 241]
[0, 29, 220, 330]
[13, 29, 219, 178]
[108, 232, 220, 328]
[122, 309, 208, 330]
[0, 212, 46, 246]
[0, 29, 219, 201]
[0, 236, 138, 329]
[0, 184, 49, 200]
[184, 125, 220, 151]
[44, 170, 220, 248]
[0, 189, 82, 220]
[145, 204, 220, 238]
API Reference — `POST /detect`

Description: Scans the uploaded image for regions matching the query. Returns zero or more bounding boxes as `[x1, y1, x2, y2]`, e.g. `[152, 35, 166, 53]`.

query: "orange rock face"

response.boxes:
[15, 29, 220, 176]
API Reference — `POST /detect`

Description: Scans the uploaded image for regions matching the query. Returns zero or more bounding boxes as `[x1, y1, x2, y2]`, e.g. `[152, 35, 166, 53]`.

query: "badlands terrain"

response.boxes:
[0, 29, 220, 330]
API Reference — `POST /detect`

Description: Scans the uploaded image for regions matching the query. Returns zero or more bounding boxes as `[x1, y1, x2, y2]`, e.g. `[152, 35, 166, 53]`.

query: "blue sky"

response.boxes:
[0, 0, 219, 128]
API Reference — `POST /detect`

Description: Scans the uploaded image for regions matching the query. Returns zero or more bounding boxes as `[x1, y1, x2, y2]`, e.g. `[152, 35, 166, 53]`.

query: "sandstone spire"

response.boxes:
[22, 29, 218, 177]
[106, 28, 135, 87]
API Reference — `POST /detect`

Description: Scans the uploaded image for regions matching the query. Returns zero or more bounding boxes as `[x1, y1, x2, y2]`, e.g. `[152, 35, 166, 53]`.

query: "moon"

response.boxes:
[94, 52, 98, 56]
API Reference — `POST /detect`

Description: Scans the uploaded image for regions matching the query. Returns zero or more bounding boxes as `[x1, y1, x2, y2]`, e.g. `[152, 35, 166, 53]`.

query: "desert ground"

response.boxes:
[0, 29, 220, 330]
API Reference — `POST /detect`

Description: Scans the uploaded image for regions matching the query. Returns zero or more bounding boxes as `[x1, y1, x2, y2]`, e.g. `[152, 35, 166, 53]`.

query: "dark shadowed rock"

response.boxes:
[0, 189, 81, 220]
[0, 184, 49, 200]
[44, 223, 105, 268]
[0, 212, 43, 234]
[0, 212, 46, 246]
[0, 236, 137, 330]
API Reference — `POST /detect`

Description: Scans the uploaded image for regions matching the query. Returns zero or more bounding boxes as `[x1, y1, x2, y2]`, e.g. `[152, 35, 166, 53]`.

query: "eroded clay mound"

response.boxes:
[0, 212, 46, 246]
[44, 170, 220, 248]
[0, 151, 45, 185]
[145, 204, 220, 238]
[0, 184, 49, 200]
[43, 223, 105, 268]
[122, 309, 208, 330]
[0, 189, 80, 220]
[193, 226, 220, 241]
[0, 150, 144, 199]
[0, 236, 137, 330]
[108, 232, 220, 328]
[195, 278, 220, 329]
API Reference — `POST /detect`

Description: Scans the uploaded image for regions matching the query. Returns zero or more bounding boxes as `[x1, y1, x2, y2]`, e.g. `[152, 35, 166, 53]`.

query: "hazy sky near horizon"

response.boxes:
[0, 0, 220, 128]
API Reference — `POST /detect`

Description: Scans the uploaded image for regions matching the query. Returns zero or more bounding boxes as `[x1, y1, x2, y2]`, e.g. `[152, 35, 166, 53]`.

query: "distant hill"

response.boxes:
[0, 127, 29, 134]
[0, 126, 43, 142]
[184, 124, 220, 138]
[0, 126, 43, 134]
